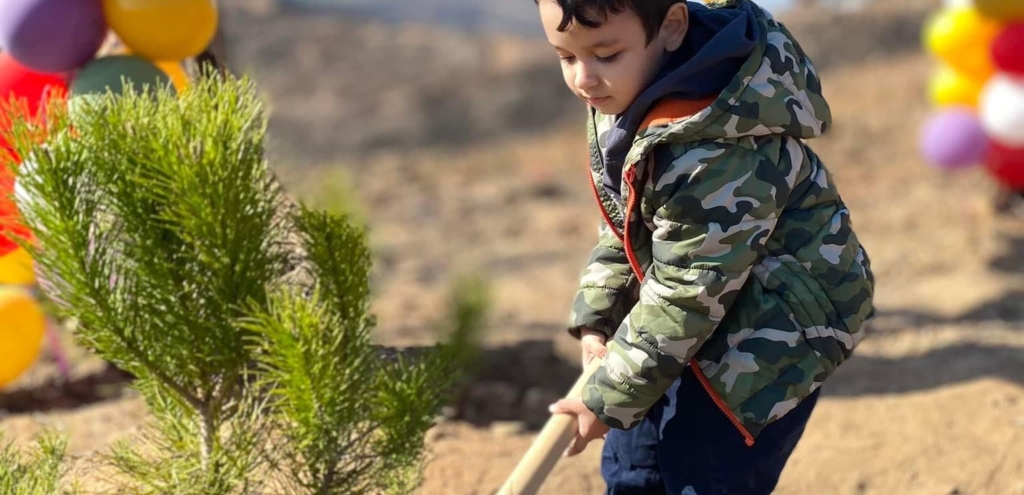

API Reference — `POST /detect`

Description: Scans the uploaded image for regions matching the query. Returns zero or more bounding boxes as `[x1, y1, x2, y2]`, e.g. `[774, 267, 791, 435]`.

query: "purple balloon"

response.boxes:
[919, 108, 990, 170]
[0, 0, 107, 73]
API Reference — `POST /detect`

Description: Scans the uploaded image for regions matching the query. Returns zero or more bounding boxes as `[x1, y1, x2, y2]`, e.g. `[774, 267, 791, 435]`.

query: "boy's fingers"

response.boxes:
[548, 398, 582, 415]
[582, 342, 607, 363]
[583, 339, 603, 354]
[564, 433, 588, 457]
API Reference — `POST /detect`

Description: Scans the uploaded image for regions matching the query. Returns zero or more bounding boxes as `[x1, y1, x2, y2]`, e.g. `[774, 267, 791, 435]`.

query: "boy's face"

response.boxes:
[539, 1, 688, 116]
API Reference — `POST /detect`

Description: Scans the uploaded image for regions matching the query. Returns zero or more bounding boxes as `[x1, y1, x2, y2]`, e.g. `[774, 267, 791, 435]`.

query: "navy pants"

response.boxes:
[601, 367, 820, 495]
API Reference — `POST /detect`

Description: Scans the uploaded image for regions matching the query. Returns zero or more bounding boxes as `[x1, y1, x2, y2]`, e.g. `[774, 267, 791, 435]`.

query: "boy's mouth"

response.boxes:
[586, 96, 610, 106]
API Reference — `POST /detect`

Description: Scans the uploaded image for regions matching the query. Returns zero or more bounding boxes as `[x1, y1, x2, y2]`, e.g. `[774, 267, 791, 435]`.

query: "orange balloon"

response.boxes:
[155, 60, 189, 93]
[0, 246, 36, 285]
[111, 46, 191, 93]
[102, 0, 218, 61]
[976, 0, 1024, 21]
[0, 286, 45, 388]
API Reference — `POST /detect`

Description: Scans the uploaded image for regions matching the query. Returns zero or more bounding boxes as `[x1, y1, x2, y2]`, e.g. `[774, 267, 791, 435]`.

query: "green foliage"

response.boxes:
[102, 383, 271, 495]
[4, 72, 486, 494]
[0, 433, 76, 495]
[245, 208, 486, 495]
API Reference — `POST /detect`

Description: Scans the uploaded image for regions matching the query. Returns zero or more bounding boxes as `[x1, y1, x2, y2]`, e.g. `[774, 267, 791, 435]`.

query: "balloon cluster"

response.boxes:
[0, 0, 218, 389]
[919, 0, 1024, 188]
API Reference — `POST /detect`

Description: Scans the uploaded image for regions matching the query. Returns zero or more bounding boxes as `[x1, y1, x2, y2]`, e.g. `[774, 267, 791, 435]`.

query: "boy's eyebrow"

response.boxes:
[551, 38, 622, 51]
[585, 39, 622, 49]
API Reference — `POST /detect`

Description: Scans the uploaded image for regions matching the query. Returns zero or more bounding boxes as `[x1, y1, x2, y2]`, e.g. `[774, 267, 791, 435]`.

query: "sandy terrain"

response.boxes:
[3, 0, 1024, 494]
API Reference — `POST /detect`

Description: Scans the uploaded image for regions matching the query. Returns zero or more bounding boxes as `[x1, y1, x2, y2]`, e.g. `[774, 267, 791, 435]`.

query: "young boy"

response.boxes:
[538, 0, 875, 493]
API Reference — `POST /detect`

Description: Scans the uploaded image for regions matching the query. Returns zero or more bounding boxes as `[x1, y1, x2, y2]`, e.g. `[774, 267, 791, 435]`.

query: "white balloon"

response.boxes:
[980, 74, 1024, 147]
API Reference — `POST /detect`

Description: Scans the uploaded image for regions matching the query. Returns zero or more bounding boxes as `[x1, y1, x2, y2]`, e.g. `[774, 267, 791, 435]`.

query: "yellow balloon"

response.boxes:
[0, 287, 45, 389]
[924, 6, 1002, 81]
[156, 61, 190, 93]
[929, 65, 988, 108]
[0, 247, 37, 286]
[102, 0, 218, 61]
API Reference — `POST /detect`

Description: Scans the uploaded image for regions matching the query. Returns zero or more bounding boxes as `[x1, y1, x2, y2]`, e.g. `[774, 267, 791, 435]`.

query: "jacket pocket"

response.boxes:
[750, 255, 857, 375]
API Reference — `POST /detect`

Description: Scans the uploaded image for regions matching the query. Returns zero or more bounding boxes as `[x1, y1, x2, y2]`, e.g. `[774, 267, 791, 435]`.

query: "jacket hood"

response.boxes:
[597, 1, 832, 199]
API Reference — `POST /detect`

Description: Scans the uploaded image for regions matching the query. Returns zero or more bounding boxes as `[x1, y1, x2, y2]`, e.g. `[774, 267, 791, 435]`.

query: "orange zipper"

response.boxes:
[621, 170, 645, 282]
[690, 360, 755, 446]
[590, 165, 755, 447]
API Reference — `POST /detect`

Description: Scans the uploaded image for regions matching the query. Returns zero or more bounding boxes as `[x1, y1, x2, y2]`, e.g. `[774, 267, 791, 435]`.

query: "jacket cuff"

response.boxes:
[567, 322, 615, 340]
[580, 364, 648, 431]
[568, 289, 626, 340]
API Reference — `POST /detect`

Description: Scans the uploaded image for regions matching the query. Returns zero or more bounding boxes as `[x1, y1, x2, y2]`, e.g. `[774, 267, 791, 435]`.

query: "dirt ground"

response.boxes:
[3, 0, 1024, 494]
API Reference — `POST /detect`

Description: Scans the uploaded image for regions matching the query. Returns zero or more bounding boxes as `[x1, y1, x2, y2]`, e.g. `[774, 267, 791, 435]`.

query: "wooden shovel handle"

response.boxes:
[496, 357, 603, 495]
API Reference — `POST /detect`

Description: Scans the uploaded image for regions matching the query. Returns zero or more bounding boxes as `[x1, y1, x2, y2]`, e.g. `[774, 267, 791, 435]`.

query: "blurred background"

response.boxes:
[2, 0, 1024, 494]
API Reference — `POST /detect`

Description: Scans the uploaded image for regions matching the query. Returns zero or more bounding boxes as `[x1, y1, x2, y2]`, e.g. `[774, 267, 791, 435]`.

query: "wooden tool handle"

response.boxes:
[496, 357, 603, 495]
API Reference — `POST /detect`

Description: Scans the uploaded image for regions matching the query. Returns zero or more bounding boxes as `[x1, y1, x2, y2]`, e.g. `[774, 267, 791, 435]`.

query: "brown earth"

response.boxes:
[3, 0, 1024, 494]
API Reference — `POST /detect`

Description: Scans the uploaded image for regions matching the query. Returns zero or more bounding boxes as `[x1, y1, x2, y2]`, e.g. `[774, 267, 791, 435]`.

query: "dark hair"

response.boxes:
[535, 0, 685, 44]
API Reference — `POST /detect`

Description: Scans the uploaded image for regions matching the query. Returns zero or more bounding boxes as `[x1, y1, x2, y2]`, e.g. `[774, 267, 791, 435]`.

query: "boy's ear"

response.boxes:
[661, 2, 689, 52]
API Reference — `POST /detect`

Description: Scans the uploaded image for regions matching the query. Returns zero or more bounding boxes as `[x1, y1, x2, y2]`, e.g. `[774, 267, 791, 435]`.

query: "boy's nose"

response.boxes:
[574, 64, 599, 91]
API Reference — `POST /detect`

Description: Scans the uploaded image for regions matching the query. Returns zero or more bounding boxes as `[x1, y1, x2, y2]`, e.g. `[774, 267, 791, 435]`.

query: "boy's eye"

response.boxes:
[559, 54, 577, 63]
[596, 52, 620, 63]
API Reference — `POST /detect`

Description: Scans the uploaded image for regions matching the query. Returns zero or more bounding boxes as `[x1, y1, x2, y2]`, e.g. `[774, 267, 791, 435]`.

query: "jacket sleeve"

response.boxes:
[582, 142, 789, 429]
[567, 220, 640, 340]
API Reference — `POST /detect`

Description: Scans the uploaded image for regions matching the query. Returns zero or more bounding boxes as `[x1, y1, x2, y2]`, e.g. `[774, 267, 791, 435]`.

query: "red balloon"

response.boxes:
[0, 51, 67, 162]
[993, 24, 1024, 76]
[0, 165, 31, 257]
[0, 51, 68, 132]
[0, 52, 60, 256]
[0, 52, 68, 116]
[986, 142, 1024, 189]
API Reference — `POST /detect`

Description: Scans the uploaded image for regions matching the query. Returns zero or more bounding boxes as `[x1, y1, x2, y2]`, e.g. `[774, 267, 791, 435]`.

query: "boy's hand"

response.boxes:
[580, 328, 607, 366]
[554, 329, 609, 457]
[549, 398, 611, 457]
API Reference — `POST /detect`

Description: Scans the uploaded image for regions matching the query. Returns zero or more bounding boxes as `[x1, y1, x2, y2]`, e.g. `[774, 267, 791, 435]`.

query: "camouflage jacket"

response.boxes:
[569, 4, 874, 443]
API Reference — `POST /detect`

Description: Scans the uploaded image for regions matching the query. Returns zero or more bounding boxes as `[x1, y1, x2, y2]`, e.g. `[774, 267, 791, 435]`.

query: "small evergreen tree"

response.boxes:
[3, 72, 484, 495]
[0, 433, 77, 495]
